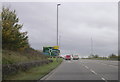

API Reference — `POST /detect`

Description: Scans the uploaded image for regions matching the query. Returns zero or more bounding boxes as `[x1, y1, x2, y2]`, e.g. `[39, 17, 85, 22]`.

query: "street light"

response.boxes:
[91, 37, 94, 55]
[56, 3, 61, 62]
[57, 3, 61, 46]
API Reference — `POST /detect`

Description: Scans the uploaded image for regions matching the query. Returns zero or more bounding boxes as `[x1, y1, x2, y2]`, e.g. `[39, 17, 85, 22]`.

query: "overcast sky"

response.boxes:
[2, 2, 118, 57]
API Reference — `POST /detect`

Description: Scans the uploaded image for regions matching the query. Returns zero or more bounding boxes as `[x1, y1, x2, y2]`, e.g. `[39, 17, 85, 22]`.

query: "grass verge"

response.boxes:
[2, 50, 47, 64]
[5, 58, 63, 80]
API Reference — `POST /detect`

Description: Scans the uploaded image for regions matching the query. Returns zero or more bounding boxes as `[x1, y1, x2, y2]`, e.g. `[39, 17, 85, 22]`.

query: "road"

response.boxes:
[40, 59, 118, 81]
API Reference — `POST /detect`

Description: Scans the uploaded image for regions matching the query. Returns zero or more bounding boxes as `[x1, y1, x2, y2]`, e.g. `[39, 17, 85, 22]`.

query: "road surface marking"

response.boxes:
[67, 61, 71, 63]
[64, 60, 71, 62]
[41, 67, 57, 80]
[101, 77, 108, 82]
[85, 66, 89, 69]
[100, 63, 118, 68]
[90, 69, 97, 75]
[101, 77, 106, 81]
[108, 65, 118, 67]
[41, 61, 63, 80]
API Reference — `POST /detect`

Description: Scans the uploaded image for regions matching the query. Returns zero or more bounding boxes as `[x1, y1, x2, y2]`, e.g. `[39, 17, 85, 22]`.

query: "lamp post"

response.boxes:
[57, 4, 61, 46]
[91, 37, 93, 55]
[56, 4, 61, 62]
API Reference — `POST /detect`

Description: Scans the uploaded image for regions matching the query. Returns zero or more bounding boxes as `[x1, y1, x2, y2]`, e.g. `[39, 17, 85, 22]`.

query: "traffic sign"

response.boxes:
[53, 46, 59, 49]
[43, 46, 60, 56]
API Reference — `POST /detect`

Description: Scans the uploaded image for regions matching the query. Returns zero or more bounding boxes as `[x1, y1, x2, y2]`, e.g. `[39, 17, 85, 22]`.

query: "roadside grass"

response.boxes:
[2, 50, 47, 64]
[5, 58, 63, 80]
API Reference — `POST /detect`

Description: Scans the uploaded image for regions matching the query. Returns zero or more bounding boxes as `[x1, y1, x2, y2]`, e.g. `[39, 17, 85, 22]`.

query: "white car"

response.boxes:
[72, 55, 79, 60]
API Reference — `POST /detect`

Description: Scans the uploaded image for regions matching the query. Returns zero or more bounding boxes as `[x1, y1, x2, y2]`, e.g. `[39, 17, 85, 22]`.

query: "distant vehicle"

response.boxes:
[65, 55, 71, 60]
[72, 55, 79, 60]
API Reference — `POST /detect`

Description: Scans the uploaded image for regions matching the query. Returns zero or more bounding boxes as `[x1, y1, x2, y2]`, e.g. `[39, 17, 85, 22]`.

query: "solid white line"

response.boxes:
[41, 61, 63, 80]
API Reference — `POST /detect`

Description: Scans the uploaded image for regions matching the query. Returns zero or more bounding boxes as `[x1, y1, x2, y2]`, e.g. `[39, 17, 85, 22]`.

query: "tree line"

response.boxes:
[1, 7, 45, 57]
[87, 53, 120, 61]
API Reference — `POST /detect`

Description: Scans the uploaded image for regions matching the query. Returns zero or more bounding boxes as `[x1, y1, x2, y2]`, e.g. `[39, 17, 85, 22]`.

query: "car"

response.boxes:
[65, 55, 71, 60]
[72, 55, 79, 60]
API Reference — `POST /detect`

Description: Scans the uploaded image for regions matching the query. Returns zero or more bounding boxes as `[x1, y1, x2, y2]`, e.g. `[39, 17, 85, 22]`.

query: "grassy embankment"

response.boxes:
[5, 58, 62, 80]
[3, 50, 63, 80]
[2, 50, 47, 64]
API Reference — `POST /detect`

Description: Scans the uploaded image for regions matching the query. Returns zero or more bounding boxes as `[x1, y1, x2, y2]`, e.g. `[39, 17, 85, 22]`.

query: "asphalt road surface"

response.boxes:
[41, 59, 118, 81]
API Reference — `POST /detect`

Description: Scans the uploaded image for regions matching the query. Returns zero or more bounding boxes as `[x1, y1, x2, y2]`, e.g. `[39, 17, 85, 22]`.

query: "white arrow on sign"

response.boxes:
[49, 49, 53, 56]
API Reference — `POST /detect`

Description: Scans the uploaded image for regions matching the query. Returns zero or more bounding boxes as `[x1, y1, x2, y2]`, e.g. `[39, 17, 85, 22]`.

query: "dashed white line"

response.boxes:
[90, 69, 98, 75]
[101, 77, 106, 81]
[85, 66, 89, 69]
[84, 66, 98, 75]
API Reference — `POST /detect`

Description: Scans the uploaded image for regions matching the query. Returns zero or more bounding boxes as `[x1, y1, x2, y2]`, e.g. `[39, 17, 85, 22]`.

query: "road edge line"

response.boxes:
[39, 60, 63, 80]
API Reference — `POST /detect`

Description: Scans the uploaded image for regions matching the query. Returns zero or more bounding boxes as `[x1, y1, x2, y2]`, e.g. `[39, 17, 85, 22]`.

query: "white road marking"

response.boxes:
[108, 65, 118, 67]
[101, 77, 106, 81]
[90, 69, 97, 75]
[85, 66, 89, 69]
[64, 60, 72, 63]
[100, 63, 118, 68]
[67, 61, 71, 63]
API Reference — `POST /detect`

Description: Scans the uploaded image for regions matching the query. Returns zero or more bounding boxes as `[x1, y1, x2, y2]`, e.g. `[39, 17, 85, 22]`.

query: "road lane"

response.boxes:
[79, 59, 118, 80]
[41, 60, 104, 80]
[40, 59, 118, 80]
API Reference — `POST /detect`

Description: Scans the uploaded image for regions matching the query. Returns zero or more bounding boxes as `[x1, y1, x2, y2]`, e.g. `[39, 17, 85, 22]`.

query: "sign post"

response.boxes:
[53, 46, 59, 62]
